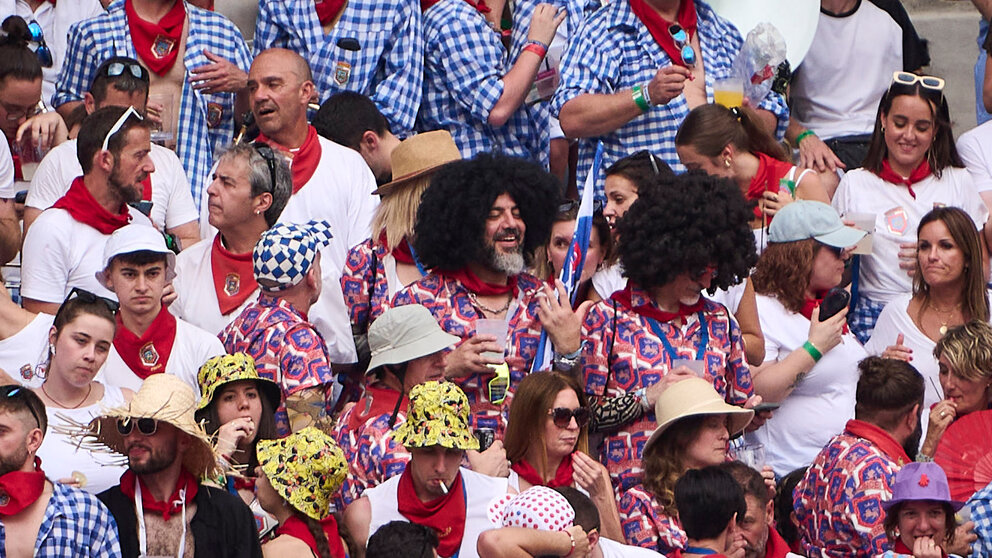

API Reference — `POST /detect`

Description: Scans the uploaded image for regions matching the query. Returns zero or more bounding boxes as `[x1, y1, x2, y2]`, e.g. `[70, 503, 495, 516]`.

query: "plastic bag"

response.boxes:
[732, 22, 788, 107]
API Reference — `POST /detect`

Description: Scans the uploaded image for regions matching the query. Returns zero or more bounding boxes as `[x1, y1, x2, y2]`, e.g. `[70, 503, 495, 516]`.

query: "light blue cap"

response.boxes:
[768, 201, 866, 248]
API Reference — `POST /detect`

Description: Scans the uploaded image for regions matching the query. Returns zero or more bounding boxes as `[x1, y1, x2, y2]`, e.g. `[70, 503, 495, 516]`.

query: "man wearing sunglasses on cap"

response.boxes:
[0, 385, 122, 557]
[20, 105, 156, 315]
[24, 56, 200, 252]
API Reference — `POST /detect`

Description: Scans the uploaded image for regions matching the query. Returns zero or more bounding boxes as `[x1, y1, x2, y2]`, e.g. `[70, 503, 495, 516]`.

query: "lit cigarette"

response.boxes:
[439, 482, 449, 495]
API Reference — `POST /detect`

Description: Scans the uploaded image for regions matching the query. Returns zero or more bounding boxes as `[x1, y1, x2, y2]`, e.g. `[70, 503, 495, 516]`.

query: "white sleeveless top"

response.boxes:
[365, 467, 508, 558]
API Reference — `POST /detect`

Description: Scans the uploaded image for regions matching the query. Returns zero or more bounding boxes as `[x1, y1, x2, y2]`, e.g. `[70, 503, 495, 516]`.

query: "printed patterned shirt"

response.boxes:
[0, 481, 122, 557]
[253, 0, 423, 136]
[581, 286, 752, 492]
[390, 272, 546, 433]
[618, 484, 687, 554]
[54, 0, 252, 206]
[220, 294, 336, 436]
[550, 0, 789, 198]
[418, 0, 549, 165]
[340, 239, 392, 334]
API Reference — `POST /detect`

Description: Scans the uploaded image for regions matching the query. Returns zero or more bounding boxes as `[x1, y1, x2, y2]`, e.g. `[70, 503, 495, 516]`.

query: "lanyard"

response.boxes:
[645, 312, 708, 362]
[407, 243, 428, 278]
[684, 546, 718, 555]
[134, 480, 188, 558]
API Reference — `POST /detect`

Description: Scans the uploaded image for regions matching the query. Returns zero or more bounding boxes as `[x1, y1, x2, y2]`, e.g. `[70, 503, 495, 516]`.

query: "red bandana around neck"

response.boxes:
[511, 453, 574, 488]
[748, 153, 794, 220]
[628, 0, 697, 68]
[397, 469, 466, 557]
[378, 232, 417, 265]
[763, 527, 793, 558]
[121, 469, 199, 521]
[875, 159, 932, 199]
[52, 176, 133, 234]
[113, 308, 178, 380]
[441, 267, 519, 297]
[799, 293, 849, 333]
[256, 126, 322, 194]
[276, 515, 347, 558]
[314, 0, 347, 25]
[348, 385, 408, 430]
[211, 234, 258, 315]
[844, 419, 912, 467]
[0, 457, 46, 517]
[125, 0, 186, 76]
[612, 284, 704, 324]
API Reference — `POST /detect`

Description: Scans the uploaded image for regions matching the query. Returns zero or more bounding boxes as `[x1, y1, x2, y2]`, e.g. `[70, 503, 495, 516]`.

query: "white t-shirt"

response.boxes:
[957, 121, 992, 195]
[832, 167, 988, 305]
[172, 236, 260, 336]
[20, 208, 154, 303]
[591, 263, 625, 300]
[751, 294, 866, 477]
[0, 312, 54, 388]
[0, 134, 14, 198]
[27, 139, 199, 231]
[96, 315, 225, 397]
[36, 383, 128, 495]
[598, 537, 665, 557]
[790, 2, 902, 140]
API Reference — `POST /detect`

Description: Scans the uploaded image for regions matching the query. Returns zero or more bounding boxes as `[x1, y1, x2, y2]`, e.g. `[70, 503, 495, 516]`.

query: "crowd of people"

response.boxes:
[4, 0, 992, 557]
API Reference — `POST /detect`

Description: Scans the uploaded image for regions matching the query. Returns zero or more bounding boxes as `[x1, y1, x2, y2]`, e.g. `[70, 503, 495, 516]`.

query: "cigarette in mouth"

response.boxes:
[439, 482, 449, 495]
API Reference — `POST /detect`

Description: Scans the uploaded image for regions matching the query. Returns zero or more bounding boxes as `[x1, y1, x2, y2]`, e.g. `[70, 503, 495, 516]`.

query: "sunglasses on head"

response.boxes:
[558, 198, 604, 215]
[892, 71, 945, 92]
[26, 21, 52, 68]
[100, 106, 144, 152]
[54, 287, 120, 324]
[252, 142, 279, 193]
[100, 61, 149, 82]
[1, 385, 42, 429]
[548, 407, 591, 428]
[116, 417, 158, 436]
[668, 24, 697, 68]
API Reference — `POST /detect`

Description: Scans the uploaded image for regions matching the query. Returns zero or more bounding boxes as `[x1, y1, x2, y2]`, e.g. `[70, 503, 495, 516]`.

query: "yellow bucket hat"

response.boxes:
[390, 381, 479, 451]
[256, 427, 347, 520]
[196, 353, 282, 412]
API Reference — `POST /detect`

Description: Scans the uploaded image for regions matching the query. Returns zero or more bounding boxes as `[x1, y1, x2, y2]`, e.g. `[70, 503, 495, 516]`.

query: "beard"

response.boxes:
[902, 416, 924, 461]
[0, 440, 30, 477]
[109, 163, 143, 205]
[126, 437, 178, 475]
[483, 228, 525, 275]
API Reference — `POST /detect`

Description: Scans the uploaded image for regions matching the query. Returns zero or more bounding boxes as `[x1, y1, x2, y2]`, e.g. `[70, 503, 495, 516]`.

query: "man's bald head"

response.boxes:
[254, 48, 313, 83]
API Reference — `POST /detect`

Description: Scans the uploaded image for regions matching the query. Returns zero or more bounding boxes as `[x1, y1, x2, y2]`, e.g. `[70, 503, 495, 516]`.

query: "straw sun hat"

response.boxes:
[643, 377, 754, 455]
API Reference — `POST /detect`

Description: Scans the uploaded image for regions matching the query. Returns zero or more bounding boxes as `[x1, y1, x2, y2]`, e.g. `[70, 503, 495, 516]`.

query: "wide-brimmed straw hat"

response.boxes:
[196, 353, 282, 412]
[390, 381, 479, 450]
[367, 305, 460, 373]
[883, 462, 966, 512]
[643, 377, 754, 455]
[256, 426, 347, 520]
[371, 131, 461, 196]
[86, 374, 219, 478]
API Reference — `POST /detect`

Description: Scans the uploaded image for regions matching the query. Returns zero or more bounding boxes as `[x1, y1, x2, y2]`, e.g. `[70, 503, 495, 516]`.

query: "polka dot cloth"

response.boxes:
[487, 486, 575, 531]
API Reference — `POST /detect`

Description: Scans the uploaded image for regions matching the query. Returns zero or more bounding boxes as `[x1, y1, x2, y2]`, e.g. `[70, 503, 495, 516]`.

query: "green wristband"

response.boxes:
[802, 340, 823, 362]
[796, 129, 816, 146]
[632, 85, 651, 113]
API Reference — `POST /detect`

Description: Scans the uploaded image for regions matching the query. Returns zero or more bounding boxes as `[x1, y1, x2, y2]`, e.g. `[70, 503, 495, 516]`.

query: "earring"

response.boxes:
[49, 343, 56, 356]
[254, 210, 261, 215]
[724, 159, 731, 168]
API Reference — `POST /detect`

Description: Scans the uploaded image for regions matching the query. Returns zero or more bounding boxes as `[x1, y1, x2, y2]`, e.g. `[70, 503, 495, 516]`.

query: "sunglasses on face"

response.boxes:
[53, 287, 120, 324]
[817, 243, 844, 259]
[1, 100, 44, 122]
[690, 264, 718, 281]
[668, 24, 697, 68]
[26, 21, 52, 68]
[251, 142, 279, 193]
[1, 385, 42, 429]
[548, 407, 591, 428]
[100, 61, 149, 82]
[116, 417, 158, 436]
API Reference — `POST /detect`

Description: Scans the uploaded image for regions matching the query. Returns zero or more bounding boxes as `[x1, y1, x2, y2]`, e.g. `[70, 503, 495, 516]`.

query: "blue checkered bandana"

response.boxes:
[253, 221, 334, 291]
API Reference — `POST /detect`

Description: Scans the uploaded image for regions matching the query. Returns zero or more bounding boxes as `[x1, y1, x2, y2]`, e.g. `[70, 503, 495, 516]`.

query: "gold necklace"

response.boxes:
[928, 300, 962, 336]
[41, 381, 93, 409]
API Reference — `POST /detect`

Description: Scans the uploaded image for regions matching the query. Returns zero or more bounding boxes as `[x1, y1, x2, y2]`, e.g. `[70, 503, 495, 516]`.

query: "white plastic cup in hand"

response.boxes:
[148, 92, 175, 145]
[848, 212, 875, 255]
[732, 443, 766, 470]
[714, 77, 744, 108]
[476, 319, 508, 361]
[672, 359, 706, 377]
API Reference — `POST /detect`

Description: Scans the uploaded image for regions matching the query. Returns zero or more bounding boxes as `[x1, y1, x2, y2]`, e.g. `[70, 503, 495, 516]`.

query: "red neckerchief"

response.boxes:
[421, 0, 439, 10]
[141, 175, 152, 202]
[612, 284, 704, 324]
[276, 515, 346, 558]
[844, 419, 911, 467]
[893, 539, 947, 557]
[210, 234, 258, 315]
[120, 469, 199, 521]
[463, 0, 491, 13]
[875, 159, 932, 200]
[113, 308, 178, 380]
[348, 385, 408, 429]
[256, 126, 322, 194]
[800, 292, 849, 333]
[124, 0, 185, 76]
[397, 468, 466, 557]
[314, 0, 347, 25]
[511, 454, 574, 488]
[748, 152, 794, 220]
[12, 153, 22, 182]
[232, 476, 255, 491]
[441, 267, 519, 297]
[764, 527, 792, 558]
[378, 232, 417, 265]
[0, 457, 46, 517]
[52, 176, 133, 234]
[628, 0, 696, 68]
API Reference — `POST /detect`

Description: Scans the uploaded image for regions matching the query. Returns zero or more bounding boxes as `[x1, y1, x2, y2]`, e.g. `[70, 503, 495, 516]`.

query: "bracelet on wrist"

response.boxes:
[640, 81, 653, 106]
[523, 40, 548, 58]
[563, 530, 576, 557]
[795, 129, 816, 146]
[802, 340, 823, 362]
[632, 85, 651, 113]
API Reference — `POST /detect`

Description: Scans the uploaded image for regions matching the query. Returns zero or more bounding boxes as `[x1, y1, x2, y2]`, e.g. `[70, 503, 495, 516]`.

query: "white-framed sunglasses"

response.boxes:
[100, 106, 144, 152]
[891, 71, 945, 92]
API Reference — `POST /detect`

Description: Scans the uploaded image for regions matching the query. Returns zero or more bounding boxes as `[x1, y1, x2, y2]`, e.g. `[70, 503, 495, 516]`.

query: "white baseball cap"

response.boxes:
[95, 224, 176, 287]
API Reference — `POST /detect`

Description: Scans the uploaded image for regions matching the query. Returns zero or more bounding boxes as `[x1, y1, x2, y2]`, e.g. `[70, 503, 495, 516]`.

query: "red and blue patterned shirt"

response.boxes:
[341, 239, 392, 333]
[618, 484, 687, 555]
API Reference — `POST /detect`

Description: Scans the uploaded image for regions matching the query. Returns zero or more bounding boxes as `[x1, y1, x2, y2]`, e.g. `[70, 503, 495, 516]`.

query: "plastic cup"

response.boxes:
[672, 359, 706, 377]
[476, 319, 508, 361]
[148, 92, 176, 147]
[714, 77, 744, 108]
[732, 443, 766, 470]
[848, 212, 876, 255]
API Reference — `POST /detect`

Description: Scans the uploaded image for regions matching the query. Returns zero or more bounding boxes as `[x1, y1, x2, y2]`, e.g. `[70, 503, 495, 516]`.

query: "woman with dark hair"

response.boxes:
[866, 207, 991, 413]
[833, 73, 992, 343]
[619, 378, 753, 554]
[581, 171, 760, 492]
[749, 201, 868, 476]
[532, 202, 613, 304]
[0, 15, 67, 149]
[503, 372, 622, 541]
[881, 462, 962, 558]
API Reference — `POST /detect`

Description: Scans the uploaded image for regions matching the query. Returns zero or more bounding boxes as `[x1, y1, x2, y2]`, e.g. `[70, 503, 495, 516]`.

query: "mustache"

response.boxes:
[494, 228, 521, 241]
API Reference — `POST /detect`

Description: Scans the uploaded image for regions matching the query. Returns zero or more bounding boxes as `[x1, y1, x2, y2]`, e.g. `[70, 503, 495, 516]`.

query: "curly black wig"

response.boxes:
[616, 170, 757, 291]
[413, 153, 561, 271]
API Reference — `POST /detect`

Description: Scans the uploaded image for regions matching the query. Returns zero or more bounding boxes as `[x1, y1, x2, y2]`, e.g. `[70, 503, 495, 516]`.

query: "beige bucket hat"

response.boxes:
[367, 304, 460, 373]
[643, 377, 754, 456]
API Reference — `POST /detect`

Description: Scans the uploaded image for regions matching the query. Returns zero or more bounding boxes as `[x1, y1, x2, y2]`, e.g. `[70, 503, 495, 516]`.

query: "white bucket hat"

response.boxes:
[366, 304, 460, 372]
[95, 224, 177, 286]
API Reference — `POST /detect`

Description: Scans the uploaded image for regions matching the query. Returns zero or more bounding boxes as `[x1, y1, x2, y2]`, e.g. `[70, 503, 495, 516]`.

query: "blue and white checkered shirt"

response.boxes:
[970, 480, 992, 558]
[254, 0, 424, 137]
[0, 481, 122, 557]
[417, 0, 549, 166]
[54, 0, 252, 208]
[551, 0, 789, 198]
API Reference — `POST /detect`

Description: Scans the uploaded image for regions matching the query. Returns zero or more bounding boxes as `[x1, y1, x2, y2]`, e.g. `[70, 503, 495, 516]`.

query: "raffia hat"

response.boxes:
[371, 130, 461, 196]
[196, 353, 282, 412]
[256, 426, 347, 520]
[643, 377, 754, 456]
[390, 381, 479, 450]
[86, 374, 219, 478]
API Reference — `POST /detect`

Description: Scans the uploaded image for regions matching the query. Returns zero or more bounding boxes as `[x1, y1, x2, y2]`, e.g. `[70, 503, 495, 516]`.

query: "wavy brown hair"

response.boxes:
[675, 104, 789, 162]
[913, 207, 989, 324]
[641, 415, 708, 516]
[504, 372, 589, 478]
[752, 238, 818, 313]
[934, 321, 992, 384]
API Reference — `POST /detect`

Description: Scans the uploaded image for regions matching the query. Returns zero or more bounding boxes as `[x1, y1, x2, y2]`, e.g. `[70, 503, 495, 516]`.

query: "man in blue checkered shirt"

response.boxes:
[53, 0, 253, 208]
[0, 386, 121, 557]
[552, 0, 789, 198]
[417, 0, 565, 165]
[970, 480, 992, 558]
[254, 0, 424, 138]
